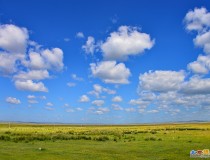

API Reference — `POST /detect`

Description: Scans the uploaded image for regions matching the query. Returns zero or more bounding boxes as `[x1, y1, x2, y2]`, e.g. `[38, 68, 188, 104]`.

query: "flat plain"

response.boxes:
[0, 123, 210, 160]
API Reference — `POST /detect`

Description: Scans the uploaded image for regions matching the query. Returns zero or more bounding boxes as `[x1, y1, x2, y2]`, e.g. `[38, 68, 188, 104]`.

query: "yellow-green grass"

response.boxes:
[0, 123, 210, 160]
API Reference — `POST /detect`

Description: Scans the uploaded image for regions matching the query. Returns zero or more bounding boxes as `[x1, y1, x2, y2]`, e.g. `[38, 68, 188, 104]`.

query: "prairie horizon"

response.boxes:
[1, 122, 210, 159]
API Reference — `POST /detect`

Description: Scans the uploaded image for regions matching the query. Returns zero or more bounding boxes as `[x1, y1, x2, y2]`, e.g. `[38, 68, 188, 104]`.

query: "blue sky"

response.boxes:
[1, 0, 210, 124]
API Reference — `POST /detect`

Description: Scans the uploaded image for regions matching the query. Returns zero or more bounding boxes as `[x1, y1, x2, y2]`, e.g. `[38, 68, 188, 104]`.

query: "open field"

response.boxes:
[0, 123, 210, 160]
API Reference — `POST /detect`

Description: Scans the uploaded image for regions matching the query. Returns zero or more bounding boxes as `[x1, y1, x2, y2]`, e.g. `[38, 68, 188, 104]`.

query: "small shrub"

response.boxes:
[4, 131, 11, 134]
[150, 130, 157, 134]
[123, 131, 132, 134]
[144, 137, 156, 141]
[150, 137, 156, 141]
[68, 131, 74, 135]
[144, 137, 149, 141]
[138, 131, 148, 134]
[113, 137, 118, 142]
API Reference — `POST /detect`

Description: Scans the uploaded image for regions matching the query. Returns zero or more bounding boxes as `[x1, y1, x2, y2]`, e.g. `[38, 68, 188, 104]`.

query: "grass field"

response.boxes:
[0, 123, 210, 160]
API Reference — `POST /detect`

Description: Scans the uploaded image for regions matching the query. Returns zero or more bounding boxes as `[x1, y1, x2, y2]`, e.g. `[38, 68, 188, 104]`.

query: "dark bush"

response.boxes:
[0, 135, 11, 141]
[4, 131, 11, 134]
[150, 130, 157, 134]
[144, 137, 156, 141]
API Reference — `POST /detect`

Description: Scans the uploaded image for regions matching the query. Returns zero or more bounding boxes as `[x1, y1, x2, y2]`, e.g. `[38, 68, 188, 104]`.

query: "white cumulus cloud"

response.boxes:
[112, 104, 123, 110]
[0, 24, 28, 53]
[184, 7, 210, 54]
[92, 100, 104, 107]
[82, 36, 97, 54]
[90, 61, 131, 84]
[181, 76, 210, 94]
[15, 80, 48, 92]
[27, 95, 36, 99]
[46, 102, 53, 106]
[184, 7, 210, 32]
[79, 95, 90, 102]
[25, 48, 64, 71]
[139, 70, 185, 92]
[71, 74, 83, 81]
[14, 70, 50, 80]
[0, 52, 23, 74]
[76, 32, 84, 38]
[101, 25, 155, 61]
[88, 84, 116, 98]
[6, 97, 21, 104]
[188, 54, 210, 74]
[112, 96, 123, 102]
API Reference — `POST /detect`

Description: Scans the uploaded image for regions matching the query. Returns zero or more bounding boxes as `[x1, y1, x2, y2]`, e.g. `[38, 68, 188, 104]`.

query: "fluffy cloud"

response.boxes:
[88, 84, 116, 98]
[101, 26, 154, 61]
[76, 32, 84, 38]
[46, 102, 53, 106]
[0, 24, 26, 74]
[0, 52, 23, 74]
[6, 97, 21, 104]
[90, 61, 131, 84]
[139, 70, 185, 92]
[112, 96, 122, 102]
[157, 91, 210, 109]
[96, 107, 110, 114]
[79, 95, 90, 102]
[14, 70, 50, 80]
[92, 100, 104, 106]
[0, 24, 28, 53]
[181, 76, 210, 94]
[92, 107, 110, 115]
[82, 36, 97, 54]
[112, 104, 123, 111]
[194, 31, 210, 54]
[15, 80, 48, 92]
[129, 99, 151, 109]
[24, 48, 64, 71]
[76, 107, 83, 111]
[184, 7, 210, 54]
[27, 95, 36, 99]
[188, 55, 210, 74]
[71, 74, 83, 81]
[129, 92, 155, 110]
[184, 7, 210, 32]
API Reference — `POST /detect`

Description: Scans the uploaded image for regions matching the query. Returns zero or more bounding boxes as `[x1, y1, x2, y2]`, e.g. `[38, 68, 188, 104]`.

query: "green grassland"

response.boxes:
[0, 123, 210, 160]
